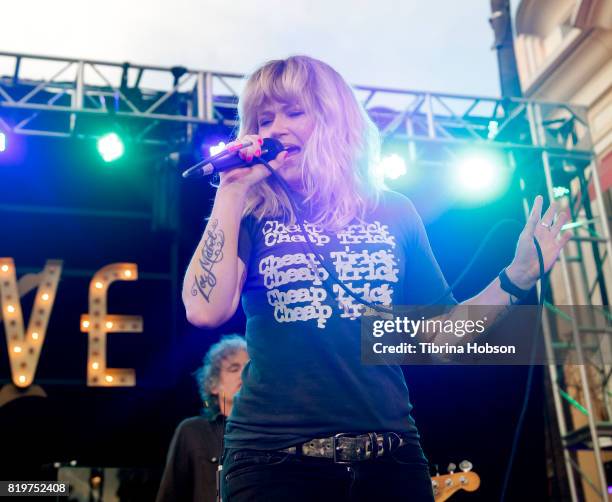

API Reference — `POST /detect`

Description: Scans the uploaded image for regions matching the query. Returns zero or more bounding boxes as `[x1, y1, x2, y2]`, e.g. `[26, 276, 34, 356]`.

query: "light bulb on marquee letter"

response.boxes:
[81, 263, 142, 387]
[0, 258, 62, 389]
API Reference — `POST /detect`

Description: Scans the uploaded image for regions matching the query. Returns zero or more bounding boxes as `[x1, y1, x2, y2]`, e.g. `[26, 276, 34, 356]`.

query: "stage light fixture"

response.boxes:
[373, 154, 407, 181]
[97, 133, 125, 162]
[453, 154, 508, 203]
[0, 132, 6, 152]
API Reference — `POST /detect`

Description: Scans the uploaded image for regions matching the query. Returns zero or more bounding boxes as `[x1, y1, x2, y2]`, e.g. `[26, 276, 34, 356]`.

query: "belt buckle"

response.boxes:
[332, 433, 354, 464]
[368, 432, 382, 459]
[387, 432, 403, 453]
[333, 433, 377, 463]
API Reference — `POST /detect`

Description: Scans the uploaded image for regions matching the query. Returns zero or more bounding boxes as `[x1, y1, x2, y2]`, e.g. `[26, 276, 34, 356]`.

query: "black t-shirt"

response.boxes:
[225, 190, 455, 450]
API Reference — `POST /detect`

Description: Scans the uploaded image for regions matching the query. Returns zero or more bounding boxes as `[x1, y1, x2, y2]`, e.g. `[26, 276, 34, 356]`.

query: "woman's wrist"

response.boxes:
[505, 262, 535, 291]
[217, 182, 250, 199]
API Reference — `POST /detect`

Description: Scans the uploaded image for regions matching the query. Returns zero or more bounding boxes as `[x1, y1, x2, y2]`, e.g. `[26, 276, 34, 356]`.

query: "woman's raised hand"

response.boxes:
[506, 195, 573, 289]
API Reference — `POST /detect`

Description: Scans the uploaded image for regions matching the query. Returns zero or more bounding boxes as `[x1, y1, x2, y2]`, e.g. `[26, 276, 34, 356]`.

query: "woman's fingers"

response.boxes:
[219, 147, 288, 188]
[235, 135, 263, 162]
[268, 150, 288, 169]
[551, 210, 569, 234]
[558, 229, 573, 249]
[539, 200, 558, 228]
[525, 195, 543, 235]
[218, 166, 253, 184]
[225, 135, 263, 162]
[218, 135, 292, 192]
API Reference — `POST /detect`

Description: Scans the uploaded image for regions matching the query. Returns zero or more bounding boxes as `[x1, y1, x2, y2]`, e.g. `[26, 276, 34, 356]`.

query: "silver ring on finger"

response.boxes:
[540, 222, 552, 229]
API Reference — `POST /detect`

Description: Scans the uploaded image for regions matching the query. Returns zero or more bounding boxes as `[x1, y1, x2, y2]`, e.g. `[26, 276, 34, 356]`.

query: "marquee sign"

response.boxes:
[0, 258, 143, 388]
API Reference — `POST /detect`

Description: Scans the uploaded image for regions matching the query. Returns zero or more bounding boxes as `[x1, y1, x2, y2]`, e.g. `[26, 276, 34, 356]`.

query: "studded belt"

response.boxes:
[280, 432, 412, 464]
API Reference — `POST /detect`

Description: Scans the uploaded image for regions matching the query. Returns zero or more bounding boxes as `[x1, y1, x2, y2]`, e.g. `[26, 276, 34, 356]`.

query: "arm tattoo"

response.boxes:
[192, 219, 225, 302]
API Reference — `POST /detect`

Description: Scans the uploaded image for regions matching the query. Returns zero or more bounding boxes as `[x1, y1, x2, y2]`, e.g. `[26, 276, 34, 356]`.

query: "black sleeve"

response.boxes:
[156, 418, 221, 502]
[156, 425, 192, 502]
[403, 199, 457, 306]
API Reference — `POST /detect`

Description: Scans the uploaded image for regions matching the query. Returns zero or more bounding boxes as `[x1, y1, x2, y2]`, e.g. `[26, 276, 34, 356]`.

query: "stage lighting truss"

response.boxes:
[0, 52, 594, 165]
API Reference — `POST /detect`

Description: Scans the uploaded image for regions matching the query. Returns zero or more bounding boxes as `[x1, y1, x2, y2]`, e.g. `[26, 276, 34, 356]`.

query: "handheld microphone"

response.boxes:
[181, 138, 286, 179]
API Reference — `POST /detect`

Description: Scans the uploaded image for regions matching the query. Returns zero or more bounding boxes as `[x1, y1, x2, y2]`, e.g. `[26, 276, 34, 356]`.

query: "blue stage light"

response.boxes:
[453, 154, 508, 202]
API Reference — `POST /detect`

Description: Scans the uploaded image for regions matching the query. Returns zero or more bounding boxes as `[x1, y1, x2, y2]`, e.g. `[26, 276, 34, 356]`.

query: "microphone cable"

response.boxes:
[499, 238, 546, 502]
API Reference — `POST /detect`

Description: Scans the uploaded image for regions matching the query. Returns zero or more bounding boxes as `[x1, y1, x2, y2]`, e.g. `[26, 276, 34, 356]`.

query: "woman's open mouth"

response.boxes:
[285, 145, 301, 157]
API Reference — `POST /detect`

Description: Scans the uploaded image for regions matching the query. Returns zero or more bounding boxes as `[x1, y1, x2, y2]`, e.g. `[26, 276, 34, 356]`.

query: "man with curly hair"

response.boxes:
[156, 335, 248, 502]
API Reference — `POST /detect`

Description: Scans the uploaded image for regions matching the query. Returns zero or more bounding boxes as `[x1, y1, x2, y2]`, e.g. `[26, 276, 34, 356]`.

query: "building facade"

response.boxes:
[514, 2, 612, 500]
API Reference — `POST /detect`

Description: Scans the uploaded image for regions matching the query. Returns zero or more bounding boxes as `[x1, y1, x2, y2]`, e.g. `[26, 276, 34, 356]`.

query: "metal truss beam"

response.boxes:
[0, 52, 594, 164]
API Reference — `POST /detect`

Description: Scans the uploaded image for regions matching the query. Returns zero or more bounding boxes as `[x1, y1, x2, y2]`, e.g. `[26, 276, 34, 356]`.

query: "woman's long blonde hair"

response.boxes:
[238, 55, 382, 230]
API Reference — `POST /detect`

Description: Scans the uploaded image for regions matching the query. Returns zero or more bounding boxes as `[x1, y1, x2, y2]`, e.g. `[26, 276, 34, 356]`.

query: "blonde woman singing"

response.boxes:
[183, 55, 570, 501]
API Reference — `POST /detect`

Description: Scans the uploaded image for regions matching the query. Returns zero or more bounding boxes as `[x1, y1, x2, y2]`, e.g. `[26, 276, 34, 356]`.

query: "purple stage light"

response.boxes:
[208, 141, 227, 157]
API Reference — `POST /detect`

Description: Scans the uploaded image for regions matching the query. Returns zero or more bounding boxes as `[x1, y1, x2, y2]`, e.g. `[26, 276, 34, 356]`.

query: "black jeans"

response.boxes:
[220, 445, 434, 501]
